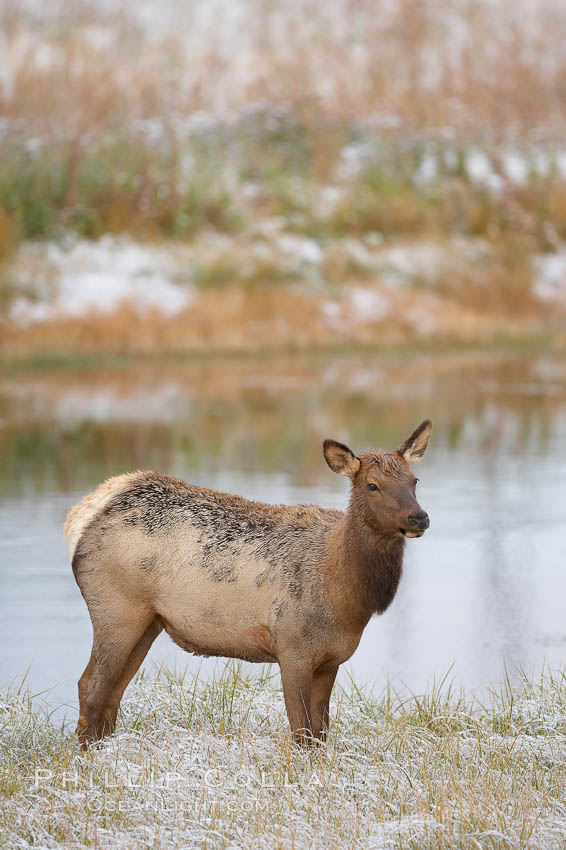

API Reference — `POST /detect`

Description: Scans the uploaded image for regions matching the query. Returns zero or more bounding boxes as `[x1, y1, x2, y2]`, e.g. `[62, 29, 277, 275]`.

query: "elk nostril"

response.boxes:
[408, 512, 429, 529]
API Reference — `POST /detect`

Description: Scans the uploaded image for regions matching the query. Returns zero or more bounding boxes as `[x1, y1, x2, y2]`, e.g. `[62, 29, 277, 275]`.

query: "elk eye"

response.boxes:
[368, 483, 379, 492]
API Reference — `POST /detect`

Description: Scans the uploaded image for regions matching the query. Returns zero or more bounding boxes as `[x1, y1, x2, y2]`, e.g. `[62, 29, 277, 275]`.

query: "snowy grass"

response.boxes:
[2, 233, 563, 362]
[1, 664, 565, 849]
[3, 1, 566, 355]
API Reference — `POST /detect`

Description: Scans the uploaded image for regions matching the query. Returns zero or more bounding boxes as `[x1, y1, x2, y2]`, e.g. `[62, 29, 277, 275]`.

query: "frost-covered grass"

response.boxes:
[1, 664, 565, 849]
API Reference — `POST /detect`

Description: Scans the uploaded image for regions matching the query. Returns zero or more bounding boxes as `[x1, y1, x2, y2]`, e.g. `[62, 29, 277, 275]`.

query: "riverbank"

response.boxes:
[3, 0, 566, 364]
[1, 234, 565, 365]
[1, 665, 565, 849]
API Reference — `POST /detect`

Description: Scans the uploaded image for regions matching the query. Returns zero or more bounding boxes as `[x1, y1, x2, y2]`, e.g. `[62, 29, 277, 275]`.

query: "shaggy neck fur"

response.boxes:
[330, 495, 405, 628]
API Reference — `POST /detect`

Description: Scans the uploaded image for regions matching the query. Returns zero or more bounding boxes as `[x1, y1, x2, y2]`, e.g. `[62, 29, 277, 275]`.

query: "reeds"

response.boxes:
[1, 0, 566, 252]
[2, 0, 566, 356]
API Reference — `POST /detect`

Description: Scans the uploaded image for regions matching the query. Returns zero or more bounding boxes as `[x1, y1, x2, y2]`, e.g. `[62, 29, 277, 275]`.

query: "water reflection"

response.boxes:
[1, 351, 565, 717]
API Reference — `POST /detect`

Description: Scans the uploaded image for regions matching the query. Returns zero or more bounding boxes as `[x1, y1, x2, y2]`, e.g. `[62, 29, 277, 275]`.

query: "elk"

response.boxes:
[66, 420, 431, 748]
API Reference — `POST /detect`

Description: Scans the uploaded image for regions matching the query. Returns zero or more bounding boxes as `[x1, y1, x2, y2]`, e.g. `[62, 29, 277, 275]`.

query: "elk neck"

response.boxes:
[324, 498, 405, 630]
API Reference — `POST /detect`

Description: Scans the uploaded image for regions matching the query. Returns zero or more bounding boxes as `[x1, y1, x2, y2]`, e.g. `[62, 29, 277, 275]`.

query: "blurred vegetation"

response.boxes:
[2, 0, 566, 354]
[2, 120, 566, 252]
[3, 0, 566, 255]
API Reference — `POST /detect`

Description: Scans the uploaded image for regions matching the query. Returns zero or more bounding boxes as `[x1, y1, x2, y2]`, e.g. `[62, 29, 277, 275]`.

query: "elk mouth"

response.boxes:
[399, 528, 425, 539]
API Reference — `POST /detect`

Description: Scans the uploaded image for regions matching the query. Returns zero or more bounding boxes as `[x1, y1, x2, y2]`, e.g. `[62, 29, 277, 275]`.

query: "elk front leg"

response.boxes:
[279, 657, 313, 746]
[311, 664, 338, 742]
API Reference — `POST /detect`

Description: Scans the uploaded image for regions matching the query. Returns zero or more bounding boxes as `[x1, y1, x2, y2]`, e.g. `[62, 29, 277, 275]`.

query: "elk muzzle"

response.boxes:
[399, 510, 429, 538]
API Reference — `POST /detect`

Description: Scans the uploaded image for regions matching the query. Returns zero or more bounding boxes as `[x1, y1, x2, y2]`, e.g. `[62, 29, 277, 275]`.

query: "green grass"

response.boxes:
[0, 136, 245, 246]
[1, 664, 565, 848]
[2, 119, 566, 254]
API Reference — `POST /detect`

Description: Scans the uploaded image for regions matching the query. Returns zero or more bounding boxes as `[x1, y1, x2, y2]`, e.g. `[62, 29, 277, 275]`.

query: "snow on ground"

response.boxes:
[9, 237, 193, 324]
[533, 252, 566, 301]
[5, 232, 566, 335]
[1, 665, 565, 849]
[348, 287, 390, 322]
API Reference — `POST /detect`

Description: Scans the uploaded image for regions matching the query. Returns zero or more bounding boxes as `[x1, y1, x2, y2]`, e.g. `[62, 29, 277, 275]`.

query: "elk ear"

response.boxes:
[323, 439, 361, 478]
[398, 419, 432, 464]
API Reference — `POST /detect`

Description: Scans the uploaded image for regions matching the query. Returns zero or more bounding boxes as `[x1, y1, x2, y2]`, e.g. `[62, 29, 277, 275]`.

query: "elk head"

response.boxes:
[323, 420, 431, 539]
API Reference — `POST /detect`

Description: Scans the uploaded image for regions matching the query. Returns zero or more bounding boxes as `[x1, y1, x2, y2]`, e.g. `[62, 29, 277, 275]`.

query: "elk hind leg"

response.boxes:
[100, 618, 163, 732]
[76, 611, 155, 748]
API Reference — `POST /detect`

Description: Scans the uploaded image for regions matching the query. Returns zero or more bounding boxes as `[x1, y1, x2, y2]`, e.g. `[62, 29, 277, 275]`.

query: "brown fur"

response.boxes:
[67, 421, 431, 747]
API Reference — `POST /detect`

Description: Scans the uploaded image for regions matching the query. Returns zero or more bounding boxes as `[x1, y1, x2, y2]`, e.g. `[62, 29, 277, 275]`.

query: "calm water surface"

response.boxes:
[1, 351, 565, 720]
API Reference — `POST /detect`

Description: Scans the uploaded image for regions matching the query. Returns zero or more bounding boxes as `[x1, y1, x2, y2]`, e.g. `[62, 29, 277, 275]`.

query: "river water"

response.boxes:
[1, 350, 565, 721]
